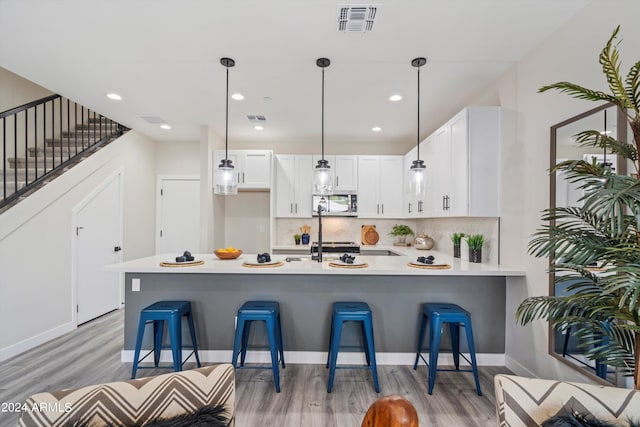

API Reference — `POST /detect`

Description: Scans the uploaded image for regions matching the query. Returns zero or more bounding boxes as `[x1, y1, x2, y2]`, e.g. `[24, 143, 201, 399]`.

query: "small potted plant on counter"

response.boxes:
[465, 234, 484, 263]
[451, 232, 464, 258]
[294, 233, 301, 245]
[389, 224, 414, 246]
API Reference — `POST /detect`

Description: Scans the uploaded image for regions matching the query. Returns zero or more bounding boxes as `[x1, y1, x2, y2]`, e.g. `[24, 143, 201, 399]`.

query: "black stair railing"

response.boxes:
[0, 94, 127, 209]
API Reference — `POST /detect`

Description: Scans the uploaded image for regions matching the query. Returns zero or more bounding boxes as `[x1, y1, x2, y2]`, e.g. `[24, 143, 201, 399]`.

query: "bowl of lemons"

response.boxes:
[214, 246, 242, 260]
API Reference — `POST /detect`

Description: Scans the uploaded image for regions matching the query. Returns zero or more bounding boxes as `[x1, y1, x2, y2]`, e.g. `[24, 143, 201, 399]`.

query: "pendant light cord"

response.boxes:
[321, 67, 325, 161]
[417, 65, 420, 161]
[225, 66, 229, 161]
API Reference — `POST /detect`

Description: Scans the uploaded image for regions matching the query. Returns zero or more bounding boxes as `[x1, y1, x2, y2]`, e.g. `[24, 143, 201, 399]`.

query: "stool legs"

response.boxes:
[428, 317, 443, 395]
[186, 312, 201, 368]
[463, 320, 482, 396]
[363, 317, 380, 393]
[132, 317, 147, 379]
[327, 318, 343, 393]
[450, 322, 460, 370]
[153, 320, 164, 367]
[266, 316, 281, 392]
[167, 314, 182, 372]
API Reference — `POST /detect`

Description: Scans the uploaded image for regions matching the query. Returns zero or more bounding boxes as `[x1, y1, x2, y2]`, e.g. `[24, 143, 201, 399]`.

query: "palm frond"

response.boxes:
[625, 60, 640, 114]
[538, 82, 621, 106]
[599, 25, 631, 110]
[574, 130, 638, 162]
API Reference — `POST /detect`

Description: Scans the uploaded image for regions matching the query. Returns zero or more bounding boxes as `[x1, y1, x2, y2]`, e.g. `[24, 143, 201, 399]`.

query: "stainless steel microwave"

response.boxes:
[312, 194, 358, 217]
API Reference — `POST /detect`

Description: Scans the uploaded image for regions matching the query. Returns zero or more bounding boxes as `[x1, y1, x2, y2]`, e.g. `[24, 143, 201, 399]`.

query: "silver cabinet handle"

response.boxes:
[295, 203, 298, 214]
[381, 204, 384, 215]
[442, 195, 446, 211]
[408, 202, 412, 213]
[242, 172, 245, 183]
[290, 203, 293, 213]
[377, 204, 380, 214]
[336, 176, 339, 187]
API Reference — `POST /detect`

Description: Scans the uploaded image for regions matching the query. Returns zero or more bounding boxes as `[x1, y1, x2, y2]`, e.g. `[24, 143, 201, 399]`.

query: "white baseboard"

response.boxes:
[0, 322, 76, 363]
[121, 350, 505, 366]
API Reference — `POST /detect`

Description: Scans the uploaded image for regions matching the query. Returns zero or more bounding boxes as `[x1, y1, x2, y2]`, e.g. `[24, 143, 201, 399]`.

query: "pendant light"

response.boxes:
[214, 57, 238, 195]
[312, 57, 334, 196]
[408, 57, 427, 196]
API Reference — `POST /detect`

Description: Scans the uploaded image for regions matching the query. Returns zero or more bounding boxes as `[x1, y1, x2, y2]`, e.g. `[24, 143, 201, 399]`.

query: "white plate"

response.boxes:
[243, 259, 281, 266]
[331, 259, 367, 266]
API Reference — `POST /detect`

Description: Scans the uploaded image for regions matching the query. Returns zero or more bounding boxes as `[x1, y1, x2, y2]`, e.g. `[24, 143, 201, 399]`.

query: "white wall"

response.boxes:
[0, 130, 156, 361]
[0, 67, 52, 112]
[494, 0, 640, 382]
[156, 140, 200, 175]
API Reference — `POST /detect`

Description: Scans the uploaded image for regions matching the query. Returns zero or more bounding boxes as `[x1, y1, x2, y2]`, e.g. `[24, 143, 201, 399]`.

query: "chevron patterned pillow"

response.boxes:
[495, 374, 640, 427]
[18, 365, 235, 427]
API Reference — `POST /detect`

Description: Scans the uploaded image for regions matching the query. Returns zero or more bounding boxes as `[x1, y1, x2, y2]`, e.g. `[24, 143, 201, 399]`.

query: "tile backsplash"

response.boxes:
[275, 217, 500, 263]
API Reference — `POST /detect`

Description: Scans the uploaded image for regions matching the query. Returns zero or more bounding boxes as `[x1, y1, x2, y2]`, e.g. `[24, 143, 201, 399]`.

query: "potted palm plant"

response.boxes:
[516, 26, 640, 389]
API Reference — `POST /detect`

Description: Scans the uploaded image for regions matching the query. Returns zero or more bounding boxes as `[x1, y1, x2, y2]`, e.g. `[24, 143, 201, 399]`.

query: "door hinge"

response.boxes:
[160, 230, 163, 237]
[76, 304, 79, 313]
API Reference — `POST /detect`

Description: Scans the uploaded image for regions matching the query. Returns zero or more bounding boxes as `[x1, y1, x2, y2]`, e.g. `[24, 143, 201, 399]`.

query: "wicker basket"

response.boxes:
[214, 249, 242, 260]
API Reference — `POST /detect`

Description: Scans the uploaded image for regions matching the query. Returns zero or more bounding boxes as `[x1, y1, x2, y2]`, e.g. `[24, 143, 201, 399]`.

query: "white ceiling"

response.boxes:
[0, 0, 592, 152]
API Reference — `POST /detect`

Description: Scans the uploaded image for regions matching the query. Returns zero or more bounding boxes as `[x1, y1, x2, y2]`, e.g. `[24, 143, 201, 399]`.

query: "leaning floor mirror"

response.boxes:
[549, 102, 628, 385]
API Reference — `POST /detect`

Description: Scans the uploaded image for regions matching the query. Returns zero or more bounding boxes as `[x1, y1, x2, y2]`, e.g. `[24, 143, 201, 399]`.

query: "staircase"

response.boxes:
[1, 95, 127, 211]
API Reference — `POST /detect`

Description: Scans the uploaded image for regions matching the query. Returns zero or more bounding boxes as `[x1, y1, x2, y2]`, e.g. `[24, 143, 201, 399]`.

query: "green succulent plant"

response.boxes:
[389, 224, 414, 236]
[515, 26, 640, 389]
[465, 234, 484, 250]
[451, 232, 465, 246]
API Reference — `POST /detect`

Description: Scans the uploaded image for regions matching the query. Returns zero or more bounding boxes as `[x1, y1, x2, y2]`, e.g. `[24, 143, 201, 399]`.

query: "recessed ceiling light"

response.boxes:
[106, 93, 122, 101]
[254, 125, 264, 131]
[231, 93, 244, 100]
[389, 94, 402, 102]
[372, 126, 382, 132]
[160, 124, 171, 130]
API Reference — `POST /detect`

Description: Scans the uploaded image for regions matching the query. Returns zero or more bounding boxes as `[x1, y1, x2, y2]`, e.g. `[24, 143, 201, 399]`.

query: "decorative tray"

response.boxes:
[160, 260, 204, 267]
[407, 262, 451, 270]
[242, 260, 284, 268]
[329, 260, 369, 269]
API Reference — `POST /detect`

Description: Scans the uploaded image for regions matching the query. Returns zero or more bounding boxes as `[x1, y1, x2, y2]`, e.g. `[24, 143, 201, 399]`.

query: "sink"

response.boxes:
[285, 256, 339, 262]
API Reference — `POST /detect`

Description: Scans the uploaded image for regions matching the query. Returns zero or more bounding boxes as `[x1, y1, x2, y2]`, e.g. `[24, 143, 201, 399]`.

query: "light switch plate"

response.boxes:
[132, 278, 140, 292]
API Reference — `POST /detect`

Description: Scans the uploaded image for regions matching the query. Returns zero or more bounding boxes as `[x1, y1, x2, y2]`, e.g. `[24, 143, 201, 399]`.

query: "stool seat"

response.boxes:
[327, 301, 380, 393]
[131, 300, 201, 379]
[232, 300, 285, 392]
[413, 302, 481, 396]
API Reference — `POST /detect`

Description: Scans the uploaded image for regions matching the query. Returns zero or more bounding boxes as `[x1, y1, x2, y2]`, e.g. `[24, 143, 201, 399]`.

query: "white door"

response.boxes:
[75, 173, 122, 324]
[157, 178, 200, 254]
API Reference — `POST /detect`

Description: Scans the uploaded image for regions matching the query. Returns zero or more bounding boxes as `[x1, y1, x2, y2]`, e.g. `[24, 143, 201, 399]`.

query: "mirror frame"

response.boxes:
[548, 102, 628, 385]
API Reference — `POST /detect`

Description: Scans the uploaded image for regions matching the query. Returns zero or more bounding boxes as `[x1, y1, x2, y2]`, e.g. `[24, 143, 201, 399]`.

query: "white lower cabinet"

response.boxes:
[358, 156, 403, 218]
[275, 154, 312, 218]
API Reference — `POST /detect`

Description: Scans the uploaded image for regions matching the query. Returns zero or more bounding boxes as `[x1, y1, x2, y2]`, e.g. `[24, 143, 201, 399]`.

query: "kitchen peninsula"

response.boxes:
[108, 249, 524, 365]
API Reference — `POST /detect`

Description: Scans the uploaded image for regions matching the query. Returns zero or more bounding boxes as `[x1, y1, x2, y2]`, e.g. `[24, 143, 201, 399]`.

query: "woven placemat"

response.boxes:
[328, 262, 369, 269]
[407, 262, 451, 270]
[160, 260, 205, 267]
[242, 261, 285, 268]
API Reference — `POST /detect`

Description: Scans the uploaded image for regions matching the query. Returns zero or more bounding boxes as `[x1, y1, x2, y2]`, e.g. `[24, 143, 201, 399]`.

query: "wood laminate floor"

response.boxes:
[0, 309, 511, 427]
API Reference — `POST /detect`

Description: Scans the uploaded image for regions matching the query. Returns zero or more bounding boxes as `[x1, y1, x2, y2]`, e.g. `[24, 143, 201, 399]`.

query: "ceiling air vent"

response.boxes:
[138, 115, 167, 124]
[246, 115, 267, 123]
[338, 5, 377, 33]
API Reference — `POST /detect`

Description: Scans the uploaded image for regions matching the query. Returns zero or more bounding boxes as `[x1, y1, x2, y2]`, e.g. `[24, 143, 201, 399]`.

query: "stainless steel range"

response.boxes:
[311, 241, 360, 254]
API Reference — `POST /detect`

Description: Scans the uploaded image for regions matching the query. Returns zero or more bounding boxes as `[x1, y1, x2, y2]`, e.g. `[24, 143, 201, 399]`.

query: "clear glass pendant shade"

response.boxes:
[313, 160, 334, 195]
[408, 160, 426, 196]
[214, 159, 238, 195]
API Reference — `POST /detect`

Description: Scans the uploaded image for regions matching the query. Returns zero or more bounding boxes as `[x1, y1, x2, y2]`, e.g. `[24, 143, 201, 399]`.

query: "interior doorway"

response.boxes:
[156, 176, 200, 255]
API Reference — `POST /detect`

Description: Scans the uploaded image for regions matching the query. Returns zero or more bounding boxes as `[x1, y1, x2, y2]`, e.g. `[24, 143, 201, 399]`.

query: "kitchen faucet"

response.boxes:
[312, 198, 326, 262]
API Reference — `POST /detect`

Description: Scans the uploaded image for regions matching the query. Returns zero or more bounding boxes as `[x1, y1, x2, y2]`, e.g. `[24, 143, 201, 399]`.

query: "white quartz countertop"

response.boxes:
[106, 246, 524, 277]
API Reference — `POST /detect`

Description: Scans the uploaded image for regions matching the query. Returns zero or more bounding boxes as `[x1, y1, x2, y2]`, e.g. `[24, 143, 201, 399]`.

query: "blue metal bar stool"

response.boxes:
[131, 301, 201, 379]
[231, 301, 285, 392]
[326, 301, 380, 393]
[413, 302, 481, 395]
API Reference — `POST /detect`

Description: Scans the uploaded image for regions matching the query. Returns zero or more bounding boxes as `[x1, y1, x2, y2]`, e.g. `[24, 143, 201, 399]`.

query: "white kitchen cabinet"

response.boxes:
[422, 106, 501, 217]
[275, 154, 313, 217]
[358, 155, 404, 218]
[312, 155, 358, 192]
[213, 150, 272, 190]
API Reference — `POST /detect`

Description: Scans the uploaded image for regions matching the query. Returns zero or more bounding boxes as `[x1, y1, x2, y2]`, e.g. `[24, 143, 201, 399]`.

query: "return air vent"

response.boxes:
[138, 115, 167, 124]
[338, 5, 377, 33]
[246, 115, 267, 123]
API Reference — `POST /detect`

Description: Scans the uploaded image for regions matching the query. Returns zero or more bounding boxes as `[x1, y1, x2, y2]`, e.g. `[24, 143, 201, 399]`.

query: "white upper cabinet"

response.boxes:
[312, 155, 358, 192]
[275, 154, 313, 218]
[404, 142, 430, 218]
[421, 106, 501, 217]
[213, 150, 272, 190]
[358, 155, 403, 218]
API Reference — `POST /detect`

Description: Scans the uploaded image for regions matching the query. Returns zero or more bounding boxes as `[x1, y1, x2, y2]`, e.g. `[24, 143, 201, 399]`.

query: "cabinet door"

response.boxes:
[357, 156, 381, 218]
[379, 156, 404, 218]
[404, 148, 417, 217]
[275, 155, 295, 217]
[334, 155, 358, 192]
[240, 150, 271, 189]
[448, 111, 469, 216]
[429, 127, 451, 217]
[294, 155, 313, 217]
